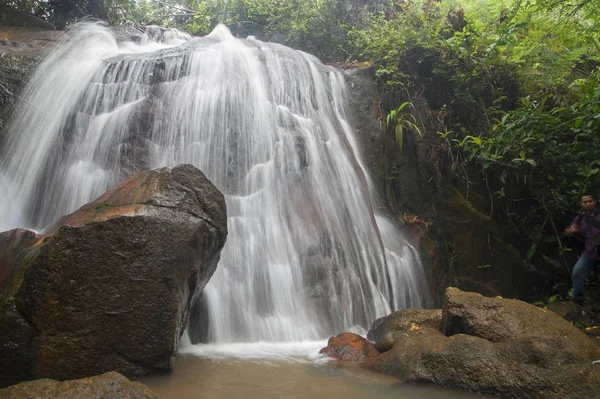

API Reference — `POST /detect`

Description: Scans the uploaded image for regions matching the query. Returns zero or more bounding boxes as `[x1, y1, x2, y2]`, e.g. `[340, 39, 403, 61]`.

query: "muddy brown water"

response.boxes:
[139, 342, 491, 399]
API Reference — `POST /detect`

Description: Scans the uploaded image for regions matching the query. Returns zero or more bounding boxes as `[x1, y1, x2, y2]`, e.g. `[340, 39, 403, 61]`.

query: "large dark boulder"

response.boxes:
[0, 164, 227, 387]
[0, 371, 160, 399]
[364, 287, 600, 399]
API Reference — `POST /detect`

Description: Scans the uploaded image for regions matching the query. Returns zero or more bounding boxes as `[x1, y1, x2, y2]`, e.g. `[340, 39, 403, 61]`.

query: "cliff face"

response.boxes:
[0, 26, 61, 136]
[345, 67, 542, 305]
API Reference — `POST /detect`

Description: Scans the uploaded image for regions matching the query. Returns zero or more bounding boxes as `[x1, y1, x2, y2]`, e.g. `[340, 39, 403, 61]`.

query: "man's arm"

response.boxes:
[565, 214, 582, 236]
[565, 223, 580, 236]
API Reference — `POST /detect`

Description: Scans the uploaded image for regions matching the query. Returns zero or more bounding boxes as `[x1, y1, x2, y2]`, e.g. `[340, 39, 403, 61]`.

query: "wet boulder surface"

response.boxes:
[367, 308, 442, 352]
[0, 371, 160, 399]
[319, 332, 380, 362]
[325, 287, 600, 399]
[0, 164, 227, 388]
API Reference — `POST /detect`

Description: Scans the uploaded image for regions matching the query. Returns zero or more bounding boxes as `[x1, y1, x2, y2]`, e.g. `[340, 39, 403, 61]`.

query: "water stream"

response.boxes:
[0, 23, 430, 346]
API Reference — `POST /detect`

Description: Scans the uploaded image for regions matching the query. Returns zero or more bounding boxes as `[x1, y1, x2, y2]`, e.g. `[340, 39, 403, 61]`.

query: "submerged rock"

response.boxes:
[0, 164, 227, 387]
[0, 371, 160, 399]
[364, 287, 600, 399]
[319, 332, 379, 362]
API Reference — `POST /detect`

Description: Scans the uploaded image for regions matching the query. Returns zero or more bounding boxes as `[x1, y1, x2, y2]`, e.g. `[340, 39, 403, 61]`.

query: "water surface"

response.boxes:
[140, 343, 491, 399]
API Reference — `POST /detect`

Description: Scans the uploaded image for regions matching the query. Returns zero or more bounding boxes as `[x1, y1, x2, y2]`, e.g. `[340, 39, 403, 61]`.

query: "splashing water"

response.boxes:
[0, 23, 431, 343]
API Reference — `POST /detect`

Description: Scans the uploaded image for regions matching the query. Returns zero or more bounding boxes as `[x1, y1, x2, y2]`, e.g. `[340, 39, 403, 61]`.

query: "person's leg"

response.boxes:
[572, 255, 597, 303]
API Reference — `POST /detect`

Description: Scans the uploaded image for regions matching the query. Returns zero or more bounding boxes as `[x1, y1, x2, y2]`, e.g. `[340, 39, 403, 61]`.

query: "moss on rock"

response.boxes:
[437, 186, 525, 297]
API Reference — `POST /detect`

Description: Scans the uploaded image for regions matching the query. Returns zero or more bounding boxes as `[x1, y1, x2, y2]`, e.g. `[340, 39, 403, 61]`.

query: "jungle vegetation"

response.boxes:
[4, 0, 600, 289]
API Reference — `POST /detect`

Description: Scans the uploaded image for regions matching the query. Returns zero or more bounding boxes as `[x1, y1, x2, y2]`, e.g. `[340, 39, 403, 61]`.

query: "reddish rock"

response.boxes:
[319, 332, 380, 361]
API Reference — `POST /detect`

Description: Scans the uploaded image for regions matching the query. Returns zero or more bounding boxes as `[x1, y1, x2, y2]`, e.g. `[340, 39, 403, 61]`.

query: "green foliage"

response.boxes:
[465, 70, 600, 204]
[386, 102, 421, 151]
[345, 0, 600, 280]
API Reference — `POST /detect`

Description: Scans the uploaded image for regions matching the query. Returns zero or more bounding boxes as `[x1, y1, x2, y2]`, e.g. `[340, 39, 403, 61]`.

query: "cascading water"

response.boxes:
[0, 23, 431, 344]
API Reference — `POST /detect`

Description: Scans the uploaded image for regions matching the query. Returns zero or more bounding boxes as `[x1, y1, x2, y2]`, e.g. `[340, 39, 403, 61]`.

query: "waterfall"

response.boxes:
[0, 22, 431, 343]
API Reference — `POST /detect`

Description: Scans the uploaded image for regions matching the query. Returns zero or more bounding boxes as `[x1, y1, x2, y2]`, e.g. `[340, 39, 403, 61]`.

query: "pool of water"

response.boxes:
[139, 342, 491, 399]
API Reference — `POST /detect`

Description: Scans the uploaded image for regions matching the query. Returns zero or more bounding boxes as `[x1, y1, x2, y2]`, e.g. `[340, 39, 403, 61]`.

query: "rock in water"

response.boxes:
[366, 287, 600, 399]
[0, 164, 227, 387]
[319, 333, 380, 362]
[0, 371, 160, 399]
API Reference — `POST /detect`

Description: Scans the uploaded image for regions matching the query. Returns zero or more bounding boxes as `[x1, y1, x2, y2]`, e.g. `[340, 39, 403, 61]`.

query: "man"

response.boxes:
[564, 194, 600, 305]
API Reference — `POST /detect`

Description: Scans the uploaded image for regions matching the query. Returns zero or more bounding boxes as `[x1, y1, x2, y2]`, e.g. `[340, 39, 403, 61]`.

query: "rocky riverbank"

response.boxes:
[321, 287, 600, 399]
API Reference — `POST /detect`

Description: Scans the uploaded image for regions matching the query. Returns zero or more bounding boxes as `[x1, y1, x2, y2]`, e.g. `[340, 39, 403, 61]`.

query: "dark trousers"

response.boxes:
[572, 254, 600, 301]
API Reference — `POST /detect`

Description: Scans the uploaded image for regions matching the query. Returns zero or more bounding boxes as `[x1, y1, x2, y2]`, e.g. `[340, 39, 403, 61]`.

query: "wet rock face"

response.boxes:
[319, 333, 379, 362]
[367, 308, 442, 352]
[0, 164, 227, 387]
[299, 233, 366, 333]
[0, 27, 60, 135]
[364, 287, 600, 399]
[0, 371, 160, 399]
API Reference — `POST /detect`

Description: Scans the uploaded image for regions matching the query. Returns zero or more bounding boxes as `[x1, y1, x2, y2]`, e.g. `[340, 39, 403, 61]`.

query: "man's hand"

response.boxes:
[565, 224, 580, 235]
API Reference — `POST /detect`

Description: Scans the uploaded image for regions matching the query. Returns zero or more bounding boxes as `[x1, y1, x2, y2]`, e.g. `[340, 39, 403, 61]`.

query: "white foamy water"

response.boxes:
[180, 341, 330, 363]
[0, 22, 431, 344]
